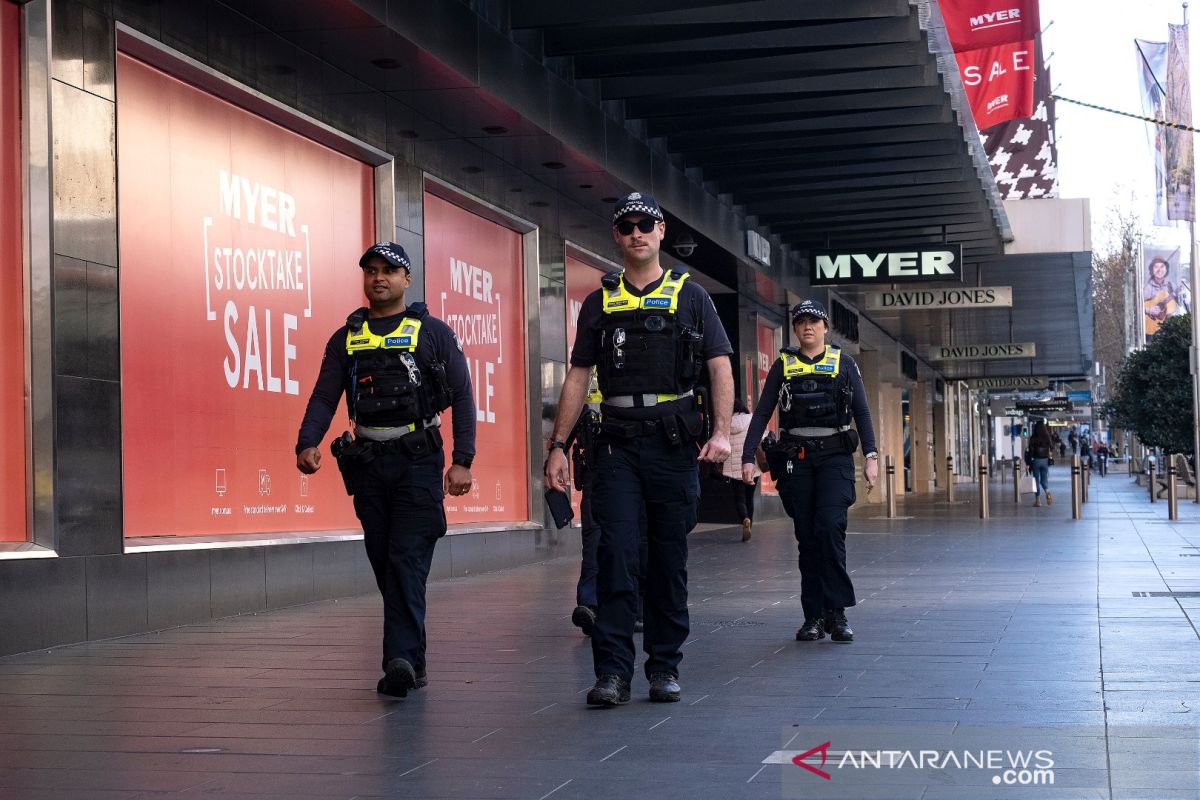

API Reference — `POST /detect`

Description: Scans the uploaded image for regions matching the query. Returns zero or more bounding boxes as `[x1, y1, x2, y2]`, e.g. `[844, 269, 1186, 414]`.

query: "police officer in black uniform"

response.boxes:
[546, 192, 733, 707]
[295, 242, 475, 697]
[742, 300, 878, 643]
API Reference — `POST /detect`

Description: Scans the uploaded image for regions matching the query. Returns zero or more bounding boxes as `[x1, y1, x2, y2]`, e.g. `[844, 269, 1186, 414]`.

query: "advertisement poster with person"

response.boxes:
[564, 251, 609, 517]
[1142, 243, 1190, 341]
[424, 193, 528, 525]
[0, 1, 23, 541]
[117, 53, 371, 537]
[756, 318, 781, 496]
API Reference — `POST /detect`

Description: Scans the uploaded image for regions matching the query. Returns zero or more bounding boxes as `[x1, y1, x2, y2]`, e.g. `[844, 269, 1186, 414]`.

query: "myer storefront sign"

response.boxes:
[810, 244, 962, 286]
[746, 229, 770, 267]
[967, 375, 1049, 390]
[866, 286, 1012, 310]
[929, 342, 1036, 361]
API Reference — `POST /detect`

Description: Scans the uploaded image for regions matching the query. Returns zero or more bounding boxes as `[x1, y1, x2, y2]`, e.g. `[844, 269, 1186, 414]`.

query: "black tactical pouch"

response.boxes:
[842, 429, 860, 454]
[399, 426, 443, 458]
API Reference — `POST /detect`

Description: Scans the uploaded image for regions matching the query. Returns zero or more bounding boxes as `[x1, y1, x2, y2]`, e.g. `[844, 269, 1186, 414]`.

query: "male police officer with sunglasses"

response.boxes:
[295, 242, 475, 698]
[546, 193, 733, 707]
[741, 300, 877, 644]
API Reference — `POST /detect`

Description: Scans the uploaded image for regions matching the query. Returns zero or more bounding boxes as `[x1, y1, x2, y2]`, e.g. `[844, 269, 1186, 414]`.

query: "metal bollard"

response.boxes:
[1149, 461, 1157, 503]
[947, 455, 955, 503]
[1013, 458, 1021, 504]
[978, 454, 989, 519]
[1168, 455, 1179, 520]
[1071, 455, 1081, 519]
[1082, 460, 1090, 504]
[885, 454, 897, 518]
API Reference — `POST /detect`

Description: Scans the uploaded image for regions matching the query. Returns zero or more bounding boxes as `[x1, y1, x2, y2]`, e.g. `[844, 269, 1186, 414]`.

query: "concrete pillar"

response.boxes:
[910, 380, 934, 494]
[855, 349, 884, 505]
[932, 383, 948, 490]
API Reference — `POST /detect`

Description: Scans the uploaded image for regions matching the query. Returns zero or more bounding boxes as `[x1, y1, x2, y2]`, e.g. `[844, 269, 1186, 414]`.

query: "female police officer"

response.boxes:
[741, 300, 877, 643]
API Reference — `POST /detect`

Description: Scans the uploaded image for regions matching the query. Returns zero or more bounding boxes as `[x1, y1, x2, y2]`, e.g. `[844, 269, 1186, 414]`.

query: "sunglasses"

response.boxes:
[615, 218, 658, 235]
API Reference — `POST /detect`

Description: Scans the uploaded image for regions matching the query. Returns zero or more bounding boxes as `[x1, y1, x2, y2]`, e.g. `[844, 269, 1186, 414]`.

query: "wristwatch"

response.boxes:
[548, 440, 568, 453]
[452, 457, 473, 469]
[864, 452, 879, 460]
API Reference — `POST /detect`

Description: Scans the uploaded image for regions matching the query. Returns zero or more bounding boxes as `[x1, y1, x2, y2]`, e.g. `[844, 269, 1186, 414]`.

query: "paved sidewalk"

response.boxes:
[1, 465, 1199, 799]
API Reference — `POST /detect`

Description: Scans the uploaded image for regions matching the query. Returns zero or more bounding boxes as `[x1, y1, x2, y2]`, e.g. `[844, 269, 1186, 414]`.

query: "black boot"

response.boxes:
[377, 657, 417, 697]
[648, 673, 681, 702]
[796, 617, 825, 641]
[571, 605, 597, 636]
[586, 674, 631, 707]
[824, 608, 854, 642]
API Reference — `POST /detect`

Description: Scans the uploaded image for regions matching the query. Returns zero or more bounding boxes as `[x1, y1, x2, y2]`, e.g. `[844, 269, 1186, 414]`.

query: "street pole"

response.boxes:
[1186, 3, 1200, 501]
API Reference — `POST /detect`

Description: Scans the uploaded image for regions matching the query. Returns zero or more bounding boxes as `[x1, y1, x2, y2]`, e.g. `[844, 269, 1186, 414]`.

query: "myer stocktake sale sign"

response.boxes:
[117, 53, 370, 537]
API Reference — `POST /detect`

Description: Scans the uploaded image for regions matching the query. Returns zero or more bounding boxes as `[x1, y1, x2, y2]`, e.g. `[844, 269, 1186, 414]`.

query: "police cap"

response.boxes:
[611, 192, 665, 223]
[791, 299, 829, 323]
[359, 241, 411, 271]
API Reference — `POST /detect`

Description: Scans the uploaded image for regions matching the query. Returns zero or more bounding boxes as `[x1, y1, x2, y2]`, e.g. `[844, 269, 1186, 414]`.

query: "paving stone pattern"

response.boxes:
[1, 465, 1198, 799]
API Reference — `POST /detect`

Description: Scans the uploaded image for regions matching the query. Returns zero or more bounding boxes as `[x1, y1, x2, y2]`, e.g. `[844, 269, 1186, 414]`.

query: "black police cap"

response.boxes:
[791, 300, 829, 322]
[611, 192, 664, 223]
[359, 241, 411, 271]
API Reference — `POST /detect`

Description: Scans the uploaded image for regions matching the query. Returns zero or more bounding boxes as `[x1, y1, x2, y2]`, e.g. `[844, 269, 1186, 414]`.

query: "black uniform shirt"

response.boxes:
[295, 306, 477, 463]
[742, 350, 877, 464]
[569, 272, 732, 419]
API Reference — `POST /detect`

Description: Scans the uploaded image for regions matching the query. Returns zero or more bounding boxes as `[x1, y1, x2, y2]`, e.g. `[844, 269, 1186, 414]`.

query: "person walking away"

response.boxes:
[742, 300, 877, 643]
[723, 395, 760, 542]
[295, 242, 475, 698]
[1027, 421, 1053, 507]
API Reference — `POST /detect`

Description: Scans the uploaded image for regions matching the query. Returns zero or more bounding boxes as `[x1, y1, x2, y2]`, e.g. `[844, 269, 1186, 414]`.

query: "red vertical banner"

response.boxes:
[117, 53, 371, 537]
[1, 1, 25, 541]
[955, 41, 1036, 129]
[424, 193, 528, 525]
[939, 0, 1040, 51]
[755, 319, 780, 496]
[564, 252, 606, 516]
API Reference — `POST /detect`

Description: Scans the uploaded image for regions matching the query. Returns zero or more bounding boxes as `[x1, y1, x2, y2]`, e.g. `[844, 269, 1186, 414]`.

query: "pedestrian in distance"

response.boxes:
[1026, 420, 1053, 507]
[742, 300, 878, 643]
[545, 191, 733, 707]
[295, 242, 475, 698]
[723, 395, 760, 542]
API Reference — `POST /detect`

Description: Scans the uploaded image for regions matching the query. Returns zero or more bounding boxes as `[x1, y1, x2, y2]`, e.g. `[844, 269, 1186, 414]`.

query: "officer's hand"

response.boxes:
[864, 457, 879, 490]
[445, 465, 472, 497]
[297, 447, 321, 474]
[741, 463, 757, 485]
[698, 434, 731, 464]
[544, 448, 570, 492]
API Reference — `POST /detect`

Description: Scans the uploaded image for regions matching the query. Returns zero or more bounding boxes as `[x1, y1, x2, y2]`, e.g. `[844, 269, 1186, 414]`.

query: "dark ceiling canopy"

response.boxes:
[509, 0, 1009, 260]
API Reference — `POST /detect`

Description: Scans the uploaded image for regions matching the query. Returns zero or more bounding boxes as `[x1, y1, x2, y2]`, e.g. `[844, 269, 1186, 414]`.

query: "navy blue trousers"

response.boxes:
[590, 435, 699, 681]
[351, 449, 446, 672]
[577, 469, 648, 616]
[776, 449, 857, 621]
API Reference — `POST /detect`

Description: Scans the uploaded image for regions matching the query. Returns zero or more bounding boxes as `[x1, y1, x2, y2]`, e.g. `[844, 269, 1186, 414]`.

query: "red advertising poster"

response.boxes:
[955, 40, 1036, 130]
[424, 192, 528, 525]
[564, 252, 606, 516]
[755, 319, 780, 496]
[0, 0, 24, 541]
[117, 53, 371, 537]
[940, 0, 1040, 51]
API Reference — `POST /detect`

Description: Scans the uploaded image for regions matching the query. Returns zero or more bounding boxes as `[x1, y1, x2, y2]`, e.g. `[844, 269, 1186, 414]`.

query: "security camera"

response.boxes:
[673, 233, 697, 259]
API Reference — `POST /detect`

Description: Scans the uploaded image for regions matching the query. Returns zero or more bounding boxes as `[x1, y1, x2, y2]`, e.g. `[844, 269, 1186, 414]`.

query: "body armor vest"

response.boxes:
[345, 305, 451, 429]
[777, 345, 853, 430]
[596, 270, 703, 399]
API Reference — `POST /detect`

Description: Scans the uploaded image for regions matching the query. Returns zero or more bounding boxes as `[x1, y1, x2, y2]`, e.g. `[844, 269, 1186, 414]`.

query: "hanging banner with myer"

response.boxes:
[930, 342, 1036, 361]
[865, 286, 1012, 310]
[810, 244, 962, 286]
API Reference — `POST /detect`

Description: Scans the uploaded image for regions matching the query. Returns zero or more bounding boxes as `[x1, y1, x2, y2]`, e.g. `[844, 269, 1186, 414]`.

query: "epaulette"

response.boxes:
[780, 345, 801, 356]
[345, 307, 369, 332]
[405, 302, 429, 319]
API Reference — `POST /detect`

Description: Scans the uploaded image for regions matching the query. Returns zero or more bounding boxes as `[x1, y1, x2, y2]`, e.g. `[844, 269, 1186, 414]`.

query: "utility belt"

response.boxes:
[597, 405, 704, 448]
[329, 425, 443, 495]
[764, 429, 859, 477]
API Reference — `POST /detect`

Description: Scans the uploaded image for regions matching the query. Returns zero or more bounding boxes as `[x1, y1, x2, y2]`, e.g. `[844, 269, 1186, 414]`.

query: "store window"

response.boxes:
[1, 0, 25, 542]
[424, 192, 528, 525]
[116, 52, 372, 537]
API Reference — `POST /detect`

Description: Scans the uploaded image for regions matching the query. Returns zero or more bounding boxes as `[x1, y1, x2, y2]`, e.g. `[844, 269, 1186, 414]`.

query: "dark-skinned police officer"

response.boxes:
[742, 300, 878, 643]
[546, 192, 733, 707]
[295, 242, 475, 698]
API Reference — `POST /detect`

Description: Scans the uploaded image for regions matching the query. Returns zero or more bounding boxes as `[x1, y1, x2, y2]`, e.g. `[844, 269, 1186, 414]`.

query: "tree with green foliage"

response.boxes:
[1103, 314, 1195, 454]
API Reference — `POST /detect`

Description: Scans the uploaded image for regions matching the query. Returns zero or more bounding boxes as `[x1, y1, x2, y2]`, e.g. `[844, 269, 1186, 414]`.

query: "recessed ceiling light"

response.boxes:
[370, 58, 403, 70]
[462, 166, 483, 174]
[601, 196, 618, 203]
[542, 161, 566, 170]
[482, 125, 509, 135]
[578, 184, 593, 189]
[530, 200, 550, 208]
[262, 64, 295, 76]
[397, 129, 419, 139]
[510, 187, 523, 193]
